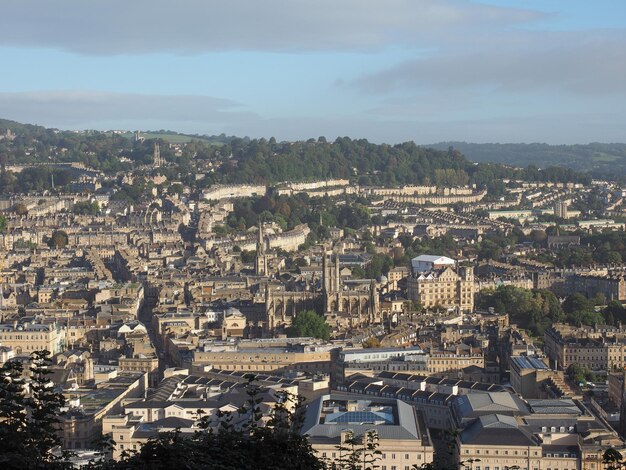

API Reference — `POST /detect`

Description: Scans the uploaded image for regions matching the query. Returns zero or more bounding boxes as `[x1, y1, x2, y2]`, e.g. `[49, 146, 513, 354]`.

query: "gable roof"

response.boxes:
[460, 414, 539, 446]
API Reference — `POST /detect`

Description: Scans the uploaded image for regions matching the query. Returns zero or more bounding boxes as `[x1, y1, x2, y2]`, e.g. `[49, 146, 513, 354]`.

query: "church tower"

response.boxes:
[322, 249, 341, 312]
[153, 143, 164, 167]
[255, 221, 268, 276]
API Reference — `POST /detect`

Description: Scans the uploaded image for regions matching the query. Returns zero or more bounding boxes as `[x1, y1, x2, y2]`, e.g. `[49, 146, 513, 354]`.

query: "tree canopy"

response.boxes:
[48, 230, 69, 249]
[0, 351, 66, 468]
[478, 286, 564, 335]
[287, 310, 331, 340]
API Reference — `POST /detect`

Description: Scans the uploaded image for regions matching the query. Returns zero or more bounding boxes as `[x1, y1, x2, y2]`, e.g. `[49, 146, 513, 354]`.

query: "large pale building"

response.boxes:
[407, 264, 474, 312]
[301, 394, 434, 468]
[0, 322, 65, 355]
[410, 255, 456, 274]
[544, 324, 626, 372]
[455, 398, 626, 470]
[189, 340, 336, 375]
[102, 373, 296, 459]
[568, 271, 626, 302]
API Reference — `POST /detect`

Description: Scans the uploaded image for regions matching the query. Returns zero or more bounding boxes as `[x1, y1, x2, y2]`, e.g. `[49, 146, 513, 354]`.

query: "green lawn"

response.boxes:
[591, 152, 621, 163]
[119, 131, 219, 144]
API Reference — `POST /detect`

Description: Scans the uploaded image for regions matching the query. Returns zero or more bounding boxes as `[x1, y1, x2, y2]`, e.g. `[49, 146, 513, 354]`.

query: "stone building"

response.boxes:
[544, 323, 626, 372]
[322, 250, 380, 324]
[302, 394, 434, 469]
[568, 271, 626, 302]
[407, 264, 474, 312]
[0, 321, 65, 355]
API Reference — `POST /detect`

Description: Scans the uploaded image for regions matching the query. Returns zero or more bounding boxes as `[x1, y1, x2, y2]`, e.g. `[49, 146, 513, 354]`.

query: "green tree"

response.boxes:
[0, 351, 67, 468]
[478, 286, 564, 336]
[0, 360, 29, 467]
[14, 202, 28, 215]
[25, 351, 67, 463]
[365, 253, 393, 279]
[73, 200, 100, 215]
[169, 183, 184, 195]
[567, 363, 586, 384]
[563, 293, 603, 326]
[605, 300, 626, 326]
[0, 214, 6, 232]
[362, 337, 381, 348]
[117, 376, 323, 470]
[13, 238, 37, 250]
[334, 429, 382, 470]
[240, 250, 257, 263]
[287, 310, 331, 340]
[48, 230, 69, 248]
[603, 448, 626, 470]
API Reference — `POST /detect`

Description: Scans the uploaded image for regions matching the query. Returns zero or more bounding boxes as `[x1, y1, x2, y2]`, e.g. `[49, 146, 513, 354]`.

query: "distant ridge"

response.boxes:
[0, 117, 618, 179]
[429, 141, 626, 177]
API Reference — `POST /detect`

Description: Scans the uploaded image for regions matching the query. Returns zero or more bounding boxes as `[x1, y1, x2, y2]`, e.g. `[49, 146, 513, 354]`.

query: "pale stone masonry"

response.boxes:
[544, 323, 626, 372]
[407, 265, 474, 312]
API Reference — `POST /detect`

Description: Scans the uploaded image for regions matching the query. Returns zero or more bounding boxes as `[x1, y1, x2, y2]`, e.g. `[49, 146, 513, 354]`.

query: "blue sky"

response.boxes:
[0, 0, 624, 144]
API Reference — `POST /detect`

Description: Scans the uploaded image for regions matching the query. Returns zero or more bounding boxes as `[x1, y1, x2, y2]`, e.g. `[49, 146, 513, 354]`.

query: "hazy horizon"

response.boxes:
[1, 1, 625, 144]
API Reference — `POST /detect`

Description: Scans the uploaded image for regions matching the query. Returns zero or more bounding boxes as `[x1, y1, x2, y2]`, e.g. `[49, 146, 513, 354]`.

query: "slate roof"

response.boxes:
[526, 398, 582, 415]
[132, 417, 194, 439]
[460, 414, 539, 446]
[453, 392, 529, 421]
[302, 394, 426, 442]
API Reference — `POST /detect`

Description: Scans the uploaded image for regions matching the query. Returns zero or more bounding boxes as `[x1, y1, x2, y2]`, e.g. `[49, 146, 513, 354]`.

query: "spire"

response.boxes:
[257, 220, 265, 254]
[153, 143, 164, 167]
[256, 220, 267, 276]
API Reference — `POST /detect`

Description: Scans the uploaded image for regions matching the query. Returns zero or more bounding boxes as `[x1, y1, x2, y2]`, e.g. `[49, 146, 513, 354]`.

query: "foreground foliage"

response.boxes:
[0, 351, 66, 469]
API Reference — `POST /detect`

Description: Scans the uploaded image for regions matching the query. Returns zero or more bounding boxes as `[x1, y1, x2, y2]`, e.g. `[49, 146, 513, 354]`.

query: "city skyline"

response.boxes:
[0, 0, 625, 144]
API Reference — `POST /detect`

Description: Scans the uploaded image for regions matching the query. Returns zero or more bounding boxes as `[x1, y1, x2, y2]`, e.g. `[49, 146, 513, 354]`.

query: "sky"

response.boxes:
[0, 0, 625, 144]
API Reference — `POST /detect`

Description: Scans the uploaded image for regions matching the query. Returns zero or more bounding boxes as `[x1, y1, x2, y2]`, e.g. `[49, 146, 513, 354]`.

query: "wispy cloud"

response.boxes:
[0, 0, 545, 55]
[0, 89, 624, 144]
[355, 30, 626, 95]
[0, 90, 257, 129]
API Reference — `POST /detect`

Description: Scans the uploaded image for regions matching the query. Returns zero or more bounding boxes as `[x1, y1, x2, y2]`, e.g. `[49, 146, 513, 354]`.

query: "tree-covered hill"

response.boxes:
[0, 118, 591, 192]
[203, 137, 589, 188]
[430, 141, 626, 178]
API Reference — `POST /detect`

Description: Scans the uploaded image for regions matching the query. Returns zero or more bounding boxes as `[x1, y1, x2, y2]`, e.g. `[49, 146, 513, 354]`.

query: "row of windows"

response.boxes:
[475, 467, 573, 470]
[0, 334, 49, 340]
[322, 452, 423, 462]
[466, 449, 538, 457]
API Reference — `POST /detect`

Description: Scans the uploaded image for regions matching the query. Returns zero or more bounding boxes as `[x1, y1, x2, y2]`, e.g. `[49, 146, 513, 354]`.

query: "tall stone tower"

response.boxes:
[153, 143, 164, 167]
[322, 250, 341, 312]
[255, 222, 268, 276]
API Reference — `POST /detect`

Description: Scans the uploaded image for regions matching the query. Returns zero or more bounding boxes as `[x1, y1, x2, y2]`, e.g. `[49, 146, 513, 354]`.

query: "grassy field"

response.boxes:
[119, 131, 219, 144]
[591, 152, 621, 163]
